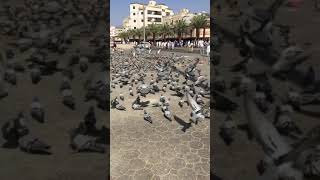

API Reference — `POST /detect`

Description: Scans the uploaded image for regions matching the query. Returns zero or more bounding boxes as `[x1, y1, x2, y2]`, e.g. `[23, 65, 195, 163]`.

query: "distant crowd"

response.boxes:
[127, 39, 210, 56]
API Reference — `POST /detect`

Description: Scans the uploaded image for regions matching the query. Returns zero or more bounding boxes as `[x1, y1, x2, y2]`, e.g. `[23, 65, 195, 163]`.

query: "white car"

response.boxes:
[135, 42, 151, 50]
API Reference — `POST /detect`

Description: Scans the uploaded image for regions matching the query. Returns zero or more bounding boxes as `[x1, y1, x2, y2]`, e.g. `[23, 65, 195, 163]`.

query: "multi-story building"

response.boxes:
[163, 8, 193, 25]
[110, 26, 125, 42]
[163, 9, 210, 40]
[110, 26, 116, 37]
[123, 0, 174, 30]
[163, 9, 209, 25]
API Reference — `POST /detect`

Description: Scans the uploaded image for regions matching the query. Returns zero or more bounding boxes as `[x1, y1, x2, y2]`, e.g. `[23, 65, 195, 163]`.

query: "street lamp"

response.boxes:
[143, 4, 146, 42]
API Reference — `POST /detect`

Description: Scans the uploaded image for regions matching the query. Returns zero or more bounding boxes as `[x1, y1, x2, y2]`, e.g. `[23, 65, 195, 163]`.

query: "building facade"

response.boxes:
[162, 9, 210, 40]
[110, 26, 125, 42]
[110, 26, 116, 37]
[163, 8, 194, 25]
[123, 0, 174, 30]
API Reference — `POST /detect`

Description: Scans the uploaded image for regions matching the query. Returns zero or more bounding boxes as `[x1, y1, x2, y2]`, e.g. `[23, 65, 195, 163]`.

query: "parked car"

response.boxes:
[135, 42, 151, 50]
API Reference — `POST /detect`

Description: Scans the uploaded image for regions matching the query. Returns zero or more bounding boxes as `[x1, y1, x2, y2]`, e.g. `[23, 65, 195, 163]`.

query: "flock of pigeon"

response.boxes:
[0, 0, 108, 155]
[213, 0, 320, 179]
[110, 49, 210, 133]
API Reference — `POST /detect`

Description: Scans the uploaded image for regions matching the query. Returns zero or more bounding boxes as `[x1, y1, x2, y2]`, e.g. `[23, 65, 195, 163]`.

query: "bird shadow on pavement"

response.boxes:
[174, 115, 192, 132]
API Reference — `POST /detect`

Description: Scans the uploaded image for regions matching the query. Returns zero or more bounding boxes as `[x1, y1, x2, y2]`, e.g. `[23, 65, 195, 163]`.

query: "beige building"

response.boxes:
[163, 8, 194, 25]
[123, 0, 174, 30]
[110, 26, 125, 41]
[162, 9, 210, 39]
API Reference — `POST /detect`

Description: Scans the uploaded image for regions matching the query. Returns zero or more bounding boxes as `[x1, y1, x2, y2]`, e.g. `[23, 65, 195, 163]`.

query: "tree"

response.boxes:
[146, 23, 160, 46]
[118, 31, 129, 42]
[135, 28, 143, 42]
[173, 19, 188, 41]
[190, 14, 209, 41]
[159, 23, 173, 42]
[127, 29, 136, 41]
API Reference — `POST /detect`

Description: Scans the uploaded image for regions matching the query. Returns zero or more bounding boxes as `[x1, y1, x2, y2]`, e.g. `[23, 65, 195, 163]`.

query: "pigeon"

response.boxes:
[1, 112, 29, 148]
[62, 88, 75, 110]
[4, 67, 17, 85]
[19, 135, 51, 155]
[286, 88, 301, 110]
[162, 86, 166, 92]
[115, 103, 126, 111]
[30, 66, 41, 84]
[60, 77, 71, 92]
[30, 97, 45, 123]
[164, 109, 172, 121]
[160, 94, 165, 103]
[79, 56, 89, 72]
[144, 110, 152, 123]
[219, 114, 237, 145]
[179, 98, 184, 107]
[191, 110, 204, 125]
[70, 133, 106, 153]
[119, 93, 124, 101]
[163, 98, 170, 107]
[129, 89, 134, 96]
[196, 94, 205, 105]
[274, 104, 302, 138]
[132, 103, 143, 110]
[254, 91, 269, 113]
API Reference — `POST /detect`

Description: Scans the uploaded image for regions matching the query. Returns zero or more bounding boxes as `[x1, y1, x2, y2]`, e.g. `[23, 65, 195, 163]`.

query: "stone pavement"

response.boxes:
[110, 60, 210, 180]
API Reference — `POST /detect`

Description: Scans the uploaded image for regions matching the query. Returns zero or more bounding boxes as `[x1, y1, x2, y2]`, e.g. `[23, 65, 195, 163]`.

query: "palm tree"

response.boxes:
[118, 31, 129, 42]
[173, 19, 188, 41]
[159, 23, 172, 42]
[190, 14, 208, 42]
[146, 23, 160, 46]
[135, 28, 143, 43]
[127, 29, 136, 41]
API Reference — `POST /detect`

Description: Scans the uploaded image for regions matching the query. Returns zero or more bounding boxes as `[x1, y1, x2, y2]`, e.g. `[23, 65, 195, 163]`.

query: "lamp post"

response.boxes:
[143, 4, 146, 42]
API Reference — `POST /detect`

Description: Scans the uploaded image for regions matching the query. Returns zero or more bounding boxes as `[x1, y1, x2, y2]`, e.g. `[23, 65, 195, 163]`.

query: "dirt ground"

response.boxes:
[110, 50, 210, 180]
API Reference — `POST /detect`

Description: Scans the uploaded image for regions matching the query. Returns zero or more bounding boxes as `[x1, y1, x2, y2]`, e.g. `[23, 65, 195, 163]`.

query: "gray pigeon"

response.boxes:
[164, 109, 172, 121]
[219, 114, 237, 145]
[30, 97, 45, 123]
[1, 112, 29, 148]
[70, 134, 106, 153]
[30, 66, 41, 84]
[19, 135, 51, 155]
[62, 88, 75, 110]
[144, 110, 152, 123]
[79, 56, 89, 72]
[4, 67, 16, 85]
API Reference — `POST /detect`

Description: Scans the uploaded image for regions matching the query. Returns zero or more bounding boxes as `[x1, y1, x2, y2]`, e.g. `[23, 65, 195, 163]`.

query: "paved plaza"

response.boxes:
[110, 51, 210, 180]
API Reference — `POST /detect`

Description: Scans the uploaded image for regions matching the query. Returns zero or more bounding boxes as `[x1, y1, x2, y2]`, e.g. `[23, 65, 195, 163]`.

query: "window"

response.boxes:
[133, 13, 135, 15]
[134, 27, 136, 29]
[134, 20, 136, 22]
[162, 9, 165, 12]
[141, 12, 143, 15]
[141, 20, 144, 22]
[166, 12, 170, 16]
[148, 17, 161, 22]
[133, 6, 135, 9]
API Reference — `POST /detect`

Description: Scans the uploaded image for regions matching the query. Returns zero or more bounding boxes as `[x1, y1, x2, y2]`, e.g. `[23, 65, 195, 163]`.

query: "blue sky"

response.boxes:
[111, 0, 210, 27]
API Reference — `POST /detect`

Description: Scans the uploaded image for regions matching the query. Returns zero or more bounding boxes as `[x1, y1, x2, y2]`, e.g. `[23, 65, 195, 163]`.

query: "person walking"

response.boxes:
[206, 41, 210, 57]
[172, 40, 175, 50]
